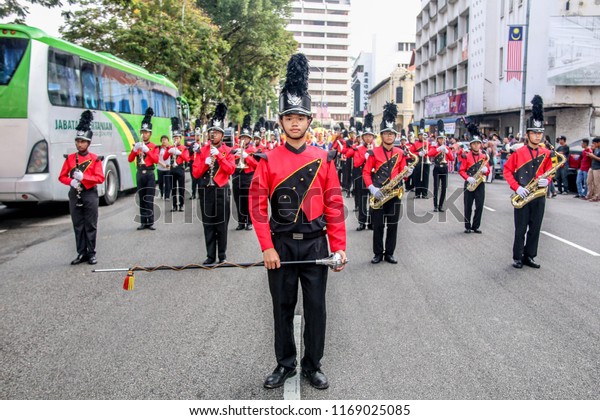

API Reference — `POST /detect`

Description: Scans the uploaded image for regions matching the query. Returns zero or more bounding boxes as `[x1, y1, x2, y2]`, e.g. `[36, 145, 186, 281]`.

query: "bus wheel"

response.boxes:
[101, 161, 119, 206]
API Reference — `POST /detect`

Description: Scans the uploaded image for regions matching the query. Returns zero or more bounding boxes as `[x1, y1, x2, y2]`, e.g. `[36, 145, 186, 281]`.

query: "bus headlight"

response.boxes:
[26, 140, 49, 174]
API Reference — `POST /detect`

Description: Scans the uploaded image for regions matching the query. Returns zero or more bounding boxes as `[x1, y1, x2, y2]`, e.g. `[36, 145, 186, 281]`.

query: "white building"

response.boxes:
[350, 51, 372, 117]
[287, 0, 352, 123]
[415, 0, 600, 140]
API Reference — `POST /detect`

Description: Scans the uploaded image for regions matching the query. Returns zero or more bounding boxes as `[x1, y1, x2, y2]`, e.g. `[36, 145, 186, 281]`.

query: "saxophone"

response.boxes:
[510, 148, 566, 209]
[370, 150, 420, 209]
[466, 153, 489, 192]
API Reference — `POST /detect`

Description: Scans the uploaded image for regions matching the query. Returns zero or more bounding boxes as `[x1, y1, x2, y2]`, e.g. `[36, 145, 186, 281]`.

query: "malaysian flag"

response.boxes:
[507, 26, 523, 81]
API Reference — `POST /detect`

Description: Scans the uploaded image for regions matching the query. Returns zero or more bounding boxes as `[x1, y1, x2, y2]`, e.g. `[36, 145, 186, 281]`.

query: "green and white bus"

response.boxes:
[0, 24, 180, 205]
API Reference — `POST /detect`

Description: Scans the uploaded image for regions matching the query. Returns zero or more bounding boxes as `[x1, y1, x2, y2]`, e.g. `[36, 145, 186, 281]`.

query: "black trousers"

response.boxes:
[356, 173, 370, 225]
[136, 170, 156, 227]
[232, 171, 253, 225]
[157, 170, 172, 199]
[268, 234, 329, 372]
[513, 196, 545, 261]
[342, 158, 353, 192]
[190, 162, 200, 198]
[199, 185, 230, 260]
[464, 182, 485, 230]
[170, 166, 185, 208]
[68, 187, 99, 257]
[372, 196, 401, 256]
[432, 166, 448, 209]
[413, 163, 430, 197]
[352, 167, 362, 210]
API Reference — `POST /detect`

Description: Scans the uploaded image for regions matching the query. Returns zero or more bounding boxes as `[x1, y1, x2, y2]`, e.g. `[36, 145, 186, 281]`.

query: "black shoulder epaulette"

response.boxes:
[63, 154, 69, 159]
[327, 149, 337, 162]
[253, 153, 268, 162]
[97, 155, 105, 162]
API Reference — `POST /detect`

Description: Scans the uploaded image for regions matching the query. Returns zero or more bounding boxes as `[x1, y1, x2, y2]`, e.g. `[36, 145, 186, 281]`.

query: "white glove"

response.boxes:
[234, 149, 242, 157]
[242, 151, 248, 159]
[142, 144, 150, 153]
[133, 142, 142, 152]
[368, 185, 384, 200]
[407, 167, 414, 176]
[70, 179, 80, 189]
[481, 166, 489, 175]
[538, 178, 549, 188]
[72, 169, 83, 181]
[210, 147, 219, 157]
[205, 157, 213, 165]
[193, 143, 200, 152]
[169, 147, 181, 155]
[516, 186, 529, 199]
[419, 151, 425, 157]
[364, 152, 370, 161]
[467, 177, 476, 185]
[436, 146, 446, 153]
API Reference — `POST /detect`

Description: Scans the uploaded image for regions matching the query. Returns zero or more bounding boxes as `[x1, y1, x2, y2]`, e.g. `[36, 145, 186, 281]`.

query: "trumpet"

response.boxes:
[236, 138, 247, 170]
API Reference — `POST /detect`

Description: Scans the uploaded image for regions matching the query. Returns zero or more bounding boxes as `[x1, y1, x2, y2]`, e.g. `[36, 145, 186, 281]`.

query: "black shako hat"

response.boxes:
[171, 117, 182, 137]
[141, 107, 154, 132]
[362, 113, 375, 137]
[527, 95, 545, 133]
[436, 119, 446, 138]
[209, 103, 227, 133]
[240, 114, 252, 139]
[467, 121, 482, 144]
[279, 53, 312, 117]
[75, 110, 93, 142]
[380, 102, 398, 134]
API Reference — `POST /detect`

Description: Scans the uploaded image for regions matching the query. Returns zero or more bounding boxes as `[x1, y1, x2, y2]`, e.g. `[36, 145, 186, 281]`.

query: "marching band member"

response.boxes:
[459, 123, 490, 234]
[190, 119, 202, 200]
[128, 107, 160, 230]
[353, 114, 375, 231]
[232, 115, 258, 231]
[58, 110, 105, 265]
[249, 54, 346, 390]
[156, 135, 172, 200]
[363, 103, 409, 264]
[192, 103, 236, 264]
[504, 95, 553, 269]
[410, 119, 431, 199]
[168, 117, 190, 212]
[428, 120, 454, 212]
[331, 124, 345, 183]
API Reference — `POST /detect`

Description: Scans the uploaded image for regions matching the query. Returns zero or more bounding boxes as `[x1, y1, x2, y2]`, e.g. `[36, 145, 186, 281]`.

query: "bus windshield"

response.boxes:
[0, 38, 28, 85]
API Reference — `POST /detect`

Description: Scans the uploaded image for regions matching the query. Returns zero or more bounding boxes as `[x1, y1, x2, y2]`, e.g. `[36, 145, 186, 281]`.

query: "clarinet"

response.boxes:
[72, 153, 84, 207]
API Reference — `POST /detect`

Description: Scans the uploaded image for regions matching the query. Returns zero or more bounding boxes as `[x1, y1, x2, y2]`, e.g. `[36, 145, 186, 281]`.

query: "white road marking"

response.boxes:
[541, 231, 600, 257]
[283, 315, 302, 400]
[483, 206, 496, 212]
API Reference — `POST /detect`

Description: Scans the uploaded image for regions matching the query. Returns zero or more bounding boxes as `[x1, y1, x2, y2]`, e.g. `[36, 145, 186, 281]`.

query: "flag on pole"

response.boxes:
[507, 26, 523, 81]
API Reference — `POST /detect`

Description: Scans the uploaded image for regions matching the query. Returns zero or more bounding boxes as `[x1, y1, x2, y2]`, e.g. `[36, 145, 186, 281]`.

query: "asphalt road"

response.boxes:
[1, 175, 599, 400]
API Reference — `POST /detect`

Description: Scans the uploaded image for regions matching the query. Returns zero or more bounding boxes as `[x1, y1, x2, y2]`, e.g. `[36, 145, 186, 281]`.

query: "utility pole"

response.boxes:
[518, 0, 532, 138]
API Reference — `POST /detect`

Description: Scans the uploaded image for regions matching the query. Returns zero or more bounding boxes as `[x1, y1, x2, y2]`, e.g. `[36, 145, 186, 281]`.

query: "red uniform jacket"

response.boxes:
[363, 145, 406, 188]
[353, 144, 370, 168]
[503, 144, 552, 192]
[409, 140, 430, 157]
[427, 145, 455, 166]
[191, 143, 235, 187]
[167, 144, 191, 166]
[459, 151, 491, 180]
[249, 143, 346, 253]
[234, 143, 258, 174]
[59, 152, 105, 189]
[331, 137, 345, 155]
[127, 141, 159, 166]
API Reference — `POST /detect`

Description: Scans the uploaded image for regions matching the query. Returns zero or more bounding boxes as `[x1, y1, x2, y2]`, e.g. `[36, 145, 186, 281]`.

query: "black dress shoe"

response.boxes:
[137, 225, 146, 230]
[367, 224, 373, 230]
[218, 258, 226, 263]
[170, 207, 178, 212]
[70, 254, 88, 265]
[523, 256, 540, 268]
[371, 254, 383, 264]
[513, 259, 523, 269]
[464, 229, 472, 234]
[235, 224, 245, 230]
[245, 224, 253, 231]
[473, 229, 482, 234]
[356, 224, 366, 231]
[178, 207, 184, 212]
[438, 207, 445, 212]
[384, 254, 398, 264]
[146, 225, 156, 231]
[88, 256, 97, 265]
[302, 369, 329, 390]
[203, 258, 216, 265]
[433, 208, 439, 212]
[264, 366, 296, 389]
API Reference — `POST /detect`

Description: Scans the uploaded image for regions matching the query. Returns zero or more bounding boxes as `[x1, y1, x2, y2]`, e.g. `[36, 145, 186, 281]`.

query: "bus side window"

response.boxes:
[47, 49, 82, 108]
[81, 61, 99, 110]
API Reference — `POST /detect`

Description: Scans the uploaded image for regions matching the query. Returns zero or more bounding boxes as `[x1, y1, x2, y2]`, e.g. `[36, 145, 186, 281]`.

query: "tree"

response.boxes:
[0, 0, 75, 23]
[61, 0, 227, 118]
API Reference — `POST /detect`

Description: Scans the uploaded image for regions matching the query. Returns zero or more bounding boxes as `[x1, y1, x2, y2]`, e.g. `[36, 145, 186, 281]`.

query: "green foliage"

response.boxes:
[0, 0, 75, 23]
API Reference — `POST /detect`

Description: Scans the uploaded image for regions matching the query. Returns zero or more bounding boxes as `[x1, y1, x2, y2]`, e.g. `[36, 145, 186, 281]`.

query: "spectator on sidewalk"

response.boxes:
[555, 135, 570, 194]
[585, 138, 600, 202]
[576, 139, 591, 198]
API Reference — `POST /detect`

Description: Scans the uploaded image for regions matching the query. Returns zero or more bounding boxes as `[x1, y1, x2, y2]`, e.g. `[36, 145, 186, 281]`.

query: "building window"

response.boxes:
[304, 43, 325, 49]
[509, 0, 514, 13]
[398, 43, 405, 51]
[441, 73, 446, 91]
[499, 47, 504, 78]
[452, 68, 457, 88]
[327, 33, 348, 39]
[304, 32, 325, 37]
[289, 19, 302, 24]
[328, 56, 347, 62]
[327, 21, 348, 27]
[306, 20, 326, 26]
[396, 86, 404, 104]
[439, 31, 447, 50]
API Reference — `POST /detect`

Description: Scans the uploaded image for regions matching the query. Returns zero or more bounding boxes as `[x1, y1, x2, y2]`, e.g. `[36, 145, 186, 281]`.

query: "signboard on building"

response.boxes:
[449, 93, 467, 114]
[548, 16, 600, 86]
[424, 92, 451, 117]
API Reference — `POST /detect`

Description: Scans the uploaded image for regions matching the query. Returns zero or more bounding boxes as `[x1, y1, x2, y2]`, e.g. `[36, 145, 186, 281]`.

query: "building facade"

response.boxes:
[287, 0, 352, 124]
[351, 52, 372, 117]
[415, 0, 600, 141]
[369, 65, 415, 132]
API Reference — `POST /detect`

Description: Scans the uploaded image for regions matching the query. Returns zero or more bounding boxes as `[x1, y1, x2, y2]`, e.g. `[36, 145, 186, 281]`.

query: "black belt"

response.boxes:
[272, 230, 326, 241]
[138, 165, 155, 171]
[79, 185, 97, 192]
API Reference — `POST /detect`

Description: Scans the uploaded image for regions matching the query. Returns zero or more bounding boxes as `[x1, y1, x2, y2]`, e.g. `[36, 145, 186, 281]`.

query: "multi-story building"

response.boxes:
[369, 65, 415, 131]
[351, 52, 372, 117]
[287, 0, 352, 124]
[415, 0, 600, 140]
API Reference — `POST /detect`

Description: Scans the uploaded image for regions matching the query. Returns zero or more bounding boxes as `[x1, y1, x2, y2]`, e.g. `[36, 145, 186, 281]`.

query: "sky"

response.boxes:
[20, 0, 423, 59]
